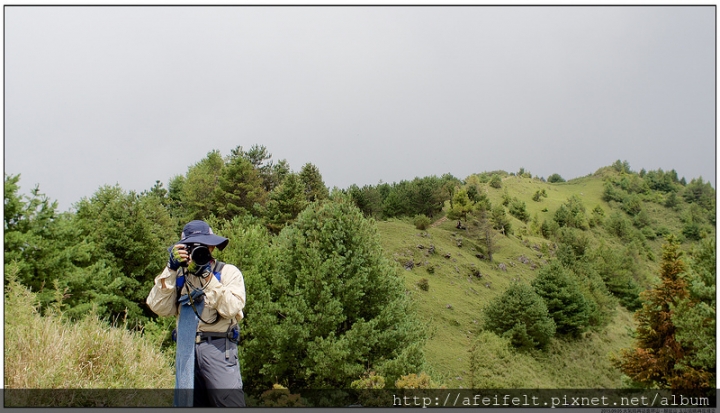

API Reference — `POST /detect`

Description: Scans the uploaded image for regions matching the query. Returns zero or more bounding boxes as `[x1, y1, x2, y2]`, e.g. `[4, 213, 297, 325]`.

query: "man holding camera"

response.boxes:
[147, 220, 246, 407]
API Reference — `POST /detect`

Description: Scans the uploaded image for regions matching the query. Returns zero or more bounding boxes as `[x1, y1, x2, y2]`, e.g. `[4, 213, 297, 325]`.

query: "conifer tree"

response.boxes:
[239, 194, 425, 390]
[553, 195, 588, 229]
[181, 150, 224, 220]
[269, 159, 291, 191]
[475, 209, 497, 262]
[482, 282, 556, 350]
[670, 238, 716, 389]
[348, 184, 384, 218]
[592, 244, 643, 310]
[447, 188, 473, 222]
[532, 260, 590, 337]
[72, 185, 176, 326]
[409, 176, 445, 218]
[489, 174, 502, 189]
[508, 198, 530, 222]
[299, 162, 329, 203]
[233, 144, 288, 192]
[214, 151, 267, 219]
[4, 174, 59, 288]
[263, 173, 308, 234]
[615, 235, 701, 389]
[490, 204, 512, 235]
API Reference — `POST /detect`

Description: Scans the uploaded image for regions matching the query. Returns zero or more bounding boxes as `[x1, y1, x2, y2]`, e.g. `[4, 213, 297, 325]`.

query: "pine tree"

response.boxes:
[482, 282, 556, 350]
[299, 163, 329, 203]
[490, 204, 512, 235]
[616, 235, 700, 389]
[348, 184, 384, 219]
[214, 152, 267, 219]
[671, 238, 716, 389]
[447, 188, 473, 222]
[233, 144, 287, 192]
[238, 194, 425, 391]
[4, 174, 60, 292]
[409, 176, 445, 218]
[181, 150, 224, 220]
[532, 260, 591, 337]
[72, 185, 176, 326]
[489, 174, 502, 189]
[263, 173, 308, 234]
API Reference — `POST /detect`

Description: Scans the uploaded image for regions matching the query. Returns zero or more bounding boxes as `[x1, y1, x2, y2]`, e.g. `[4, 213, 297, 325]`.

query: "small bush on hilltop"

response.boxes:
[532, 189, 548, 202]
[489, 174, 502, 189]
[547, 173, 565, 183]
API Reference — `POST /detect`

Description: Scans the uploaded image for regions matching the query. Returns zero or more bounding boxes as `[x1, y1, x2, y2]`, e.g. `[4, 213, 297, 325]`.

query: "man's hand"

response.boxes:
[168, 244, 189, 270]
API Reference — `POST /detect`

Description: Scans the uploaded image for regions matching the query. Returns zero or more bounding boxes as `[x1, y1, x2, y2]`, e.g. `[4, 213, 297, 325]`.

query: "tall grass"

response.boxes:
[4, 266, 175, 406]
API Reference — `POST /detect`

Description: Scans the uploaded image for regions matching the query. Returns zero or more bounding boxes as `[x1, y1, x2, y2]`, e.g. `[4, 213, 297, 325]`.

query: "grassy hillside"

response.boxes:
[376, 168, 706, 388]
[377, 218, 636, 388]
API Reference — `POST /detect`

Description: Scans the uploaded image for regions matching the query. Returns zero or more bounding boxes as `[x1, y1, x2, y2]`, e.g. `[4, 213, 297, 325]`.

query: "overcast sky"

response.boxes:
[5, 6, 716, 212]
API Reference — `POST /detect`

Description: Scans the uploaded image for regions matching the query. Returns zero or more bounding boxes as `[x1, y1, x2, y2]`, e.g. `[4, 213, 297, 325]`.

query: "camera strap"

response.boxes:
[174, 285, 205, 407]
[172, 261, 228, 406]
[176, 260, 227, 326]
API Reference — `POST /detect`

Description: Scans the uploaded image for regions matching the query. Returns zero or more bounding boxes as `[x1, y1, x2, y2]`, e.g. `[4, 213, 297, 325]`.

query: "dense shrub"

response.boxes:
[547, 173, 565, 183]
[602, 182, 627, 203]
[553, 195, 588, 230]
[413, 214, 431, 230]
[482, 283, 556, 350]
[605, 211, 633, 240]
[532, 261, 591, 337]
[509, 199, 530, 222]
[592, 246, 642, 310]
[682, 177, 715, 211]
[490, 205, 512, 235]
[417, 278, 430, 291]
[532, 189, 548, 202]
[621, 194, 643, 216]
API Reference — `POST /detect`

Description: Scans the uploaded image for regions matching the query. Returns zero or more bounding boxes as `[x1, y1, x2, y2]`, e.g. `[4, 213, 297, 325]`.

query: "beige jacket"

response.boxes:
[146, 261, 246, 333]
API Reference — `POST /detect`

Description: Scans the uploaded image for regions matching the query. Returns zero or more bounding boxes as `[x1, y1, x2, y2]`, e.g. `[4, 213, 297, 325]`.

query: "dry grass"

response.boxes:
[4, 268, 175, 406]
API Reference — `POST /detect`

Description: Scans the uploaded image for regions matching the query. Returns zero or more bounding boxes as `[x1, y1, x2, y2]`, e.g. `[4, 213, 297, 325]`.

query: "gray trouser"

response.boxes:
[193, 336, 246, 407]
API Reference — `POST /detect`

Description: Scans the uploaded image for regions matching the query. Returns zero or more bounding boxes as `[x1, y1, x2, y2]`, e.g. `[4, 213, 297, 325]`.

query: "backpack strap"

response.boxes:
[212, 260, 225, 281]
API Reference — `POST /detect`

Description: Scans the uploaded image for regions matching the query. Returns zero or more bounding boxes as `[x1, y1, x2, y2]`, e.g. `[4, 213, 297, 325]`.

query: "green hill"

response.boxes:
[378, 218, 635, 388]
[375, 166, 713, 388]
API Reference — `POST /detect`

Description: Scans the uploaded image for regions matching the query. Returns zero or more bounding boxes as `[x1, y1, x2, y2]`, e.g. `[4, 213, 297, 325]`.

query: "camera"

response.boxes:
[180, 243, 213, 267]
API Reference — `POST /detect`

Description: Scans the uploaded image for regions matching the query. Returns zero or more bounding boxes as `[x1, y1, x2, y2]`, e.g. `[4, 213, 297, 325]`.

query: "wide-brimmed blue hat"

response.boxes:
[169, 220, 229, 251]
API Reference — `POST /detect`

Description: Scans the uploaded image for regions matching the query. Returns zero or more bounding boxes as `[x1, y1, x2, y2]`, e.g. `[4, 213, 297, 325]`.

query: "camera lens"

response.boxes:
[190, 245, 212, 266]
